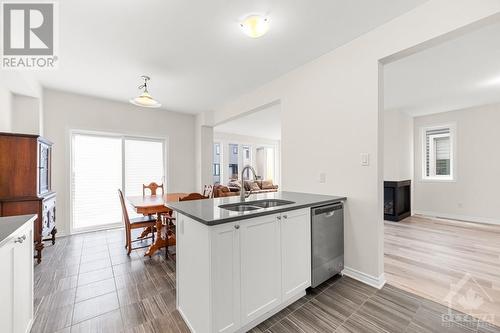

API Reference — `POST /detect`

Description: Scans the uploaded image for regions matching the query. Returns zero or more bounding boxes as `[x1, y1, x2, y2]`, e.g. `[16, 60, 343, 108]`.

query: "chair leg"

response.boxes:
[126, 227, 132, 256]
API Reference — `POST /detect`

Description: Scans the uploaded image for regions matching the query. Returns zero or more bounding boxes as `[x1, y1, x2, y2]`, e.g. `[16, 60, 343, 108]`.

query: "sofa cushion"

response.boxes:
[228, 180, 241, 189]
[261, 180, 277, 190]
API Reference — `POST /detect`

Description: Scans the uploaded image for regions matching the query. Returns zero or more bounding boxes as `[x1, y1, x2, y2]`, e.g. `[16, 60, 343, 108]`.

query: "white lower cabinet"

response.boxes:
[239, 214, 282, 325]
[211, 222, 241, 333]
[0, 220, 34, 333]
[281, 209, 311, 302]
[177, 208, 310, 333]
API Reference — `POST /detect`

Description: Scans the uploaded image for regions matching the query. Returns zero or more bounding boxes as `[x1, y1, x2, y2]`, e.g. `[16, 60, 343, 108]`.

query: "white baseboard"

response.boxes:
[342, 266, 386, 289]
[414, 210, 500, 226]
[177, 307, 196, 333]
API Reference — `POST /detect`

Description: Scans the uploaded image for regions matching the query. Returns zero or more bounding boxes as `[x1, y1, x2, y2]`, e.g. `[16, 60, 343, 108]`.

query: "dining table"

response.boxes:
[126, 193, 187, 257]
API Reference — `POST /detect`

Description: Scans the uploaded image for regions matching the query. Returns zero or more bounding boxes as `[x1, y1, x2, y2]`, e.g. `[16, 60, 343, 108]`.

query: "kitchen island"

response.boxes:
[166, 191, 345, 333]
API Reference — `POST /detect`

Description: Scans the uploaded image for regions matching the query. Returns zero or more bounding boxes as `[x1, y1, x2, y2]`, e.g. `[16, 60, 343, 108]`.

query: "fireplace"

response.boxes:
[384, 180, 411, 221]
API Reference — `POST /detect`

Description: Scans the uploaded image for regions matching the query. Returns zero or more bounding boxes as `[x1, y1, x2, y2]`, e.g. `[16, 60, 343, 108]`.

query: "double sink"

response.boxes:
[219, 199, 295, 212]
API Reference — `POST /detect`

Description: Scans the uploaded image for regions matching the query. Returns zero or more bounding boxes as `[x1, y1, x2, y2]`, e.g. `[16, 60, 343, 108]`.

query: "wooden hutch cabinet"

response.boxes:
[0, 132, 57, 263]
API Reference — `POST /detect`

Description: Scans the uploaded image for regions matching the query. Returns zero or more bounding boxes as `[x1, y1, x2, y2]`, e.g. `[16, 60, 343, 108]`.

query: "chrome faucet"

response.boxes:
[240, 165, 258, 201]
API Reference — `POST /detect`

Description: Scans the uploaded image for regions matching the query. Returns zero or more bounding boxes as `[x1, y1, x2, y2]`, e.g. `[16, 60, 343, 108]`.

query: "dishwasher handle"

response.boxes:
[313, 203, 343, 216]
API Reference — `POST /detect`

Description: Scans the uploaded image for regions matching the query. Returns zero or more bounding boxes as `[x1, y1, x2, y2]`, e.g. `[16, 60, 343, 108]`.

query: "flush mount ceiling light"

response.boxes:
[129, 75, 161, 108]
[240, 15, 270, 38]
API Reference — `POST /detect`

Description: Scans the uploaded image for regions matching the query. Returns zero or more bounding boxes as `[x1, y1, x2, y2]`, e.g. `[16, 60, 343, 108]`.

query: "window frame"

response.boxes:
[69, 129, 168, 234]
[420, 124, 456, 182]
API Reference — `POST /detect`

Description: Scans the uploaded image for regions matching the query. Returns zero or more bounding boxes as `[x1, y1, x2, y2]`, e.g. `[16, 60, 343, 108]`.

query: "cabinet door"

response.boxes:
[13, 226, 34, 333]
[240, 215, 281, 325]
[38, 142, 51, 195]
[211, 223, 240, 333]
[0, 241, 15, 333]
[281, 209, 311, 302]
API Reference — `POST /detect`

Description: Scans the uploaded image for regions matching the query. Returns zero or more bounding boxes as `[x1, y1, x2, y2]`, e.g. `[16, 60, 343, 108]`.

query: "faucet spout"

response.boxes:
[240, 165, 258, 202]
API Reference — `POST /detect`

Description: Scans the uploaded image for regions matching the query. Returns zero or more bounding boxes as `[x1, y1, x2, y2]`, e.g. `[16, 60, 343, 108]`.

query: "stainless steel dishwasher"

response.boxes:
[311, 202, 344, 288]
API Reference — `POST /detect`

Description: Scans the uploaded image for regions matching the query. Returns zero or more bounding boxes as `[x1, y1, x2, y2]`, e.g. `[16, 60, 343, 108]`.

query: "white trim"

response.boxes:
[414, 210, 500, 226]
[177, 307, 196, 333]
[342, 266, 386, 289]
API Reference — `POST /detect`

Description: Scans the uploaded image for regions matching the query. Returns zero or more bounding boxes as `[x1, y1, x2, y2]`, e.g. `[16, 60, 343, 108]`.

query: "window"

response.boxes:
[213, 142, 222, 184]
[228, 143, 239, 181]
[422, 126, 454, 181]
[256, 146, 275, 181]
[71, 132, 165, 231]
[125, 139, 165, 197]
[72, 134, 122, 231]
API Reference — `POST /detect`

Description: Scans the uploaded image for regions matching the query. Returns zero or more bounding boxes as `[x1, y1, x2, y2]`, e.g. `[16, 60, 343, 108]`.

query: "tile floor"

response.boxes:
[31, 228, 500, 333]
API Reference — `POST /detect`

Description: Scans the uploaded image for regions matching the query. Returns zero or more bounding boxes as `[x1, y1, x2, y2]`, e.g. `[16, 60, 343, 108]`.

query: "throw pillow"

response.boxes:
[250, 181, 261, 191]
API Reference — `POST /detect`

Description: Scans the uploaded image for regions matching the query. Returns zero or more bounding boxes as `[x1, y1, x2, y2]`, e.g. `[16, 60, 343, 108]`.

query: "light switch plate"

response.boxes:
[361, 153, 369, 166]
[319, 172, 326, 183]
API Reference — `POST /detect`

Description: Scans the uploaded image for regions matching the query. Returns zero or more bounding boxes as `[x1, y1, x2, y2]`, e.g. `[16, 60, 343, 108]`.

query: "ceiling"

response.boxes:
[214, 103, 281, 140]
[384, 20, 500, 116]
[32, 0, 426, 114]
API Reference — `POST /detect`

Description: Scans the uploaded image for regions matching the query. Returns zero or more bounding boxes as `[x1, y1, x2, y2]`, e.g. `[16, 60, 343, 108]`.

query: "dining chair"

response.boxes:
[143, 182, 164, 196]
[118, 189, 157, 255]
[202, 184, 214, 198]
[164, 192, 209, 260]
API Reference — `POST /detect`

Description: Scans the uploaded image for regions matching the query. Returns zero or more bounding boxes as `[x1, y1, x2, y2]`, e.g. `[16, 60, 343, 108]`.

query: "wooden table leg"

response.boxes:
[138, 226, 152, 239]
[144, 215, 176, 257]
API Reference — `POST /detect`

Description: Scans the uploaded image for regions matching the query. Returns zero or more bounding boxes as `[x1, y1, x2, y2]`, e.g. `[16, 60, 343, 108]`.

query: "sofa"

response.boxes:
[226, 179, 279, 194]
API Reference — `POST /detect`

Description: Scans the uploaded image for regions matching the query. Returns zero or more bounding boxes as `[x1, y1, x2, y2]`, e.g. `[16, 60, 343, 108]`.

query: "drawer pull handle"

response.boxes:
[15, 235, 26, 243]
[234, 225, 240, 230]
[276, 216, 281, 221]
[283, 215, 288, 219]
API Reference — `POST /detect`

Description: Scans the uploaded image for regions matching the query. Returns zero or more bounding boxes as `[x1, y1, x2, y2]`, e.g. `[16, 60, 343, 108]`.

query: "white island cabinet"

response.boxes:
[0, 215, 35, 333]
[176, 208, 311, 333]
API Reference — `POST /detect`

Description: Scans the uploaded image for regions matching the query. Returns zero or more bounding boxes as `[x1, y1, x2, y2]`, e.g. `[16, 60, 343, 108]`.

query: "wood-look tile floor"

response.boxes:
[31, 227, 500, 333]
[385, 215, 500, 328]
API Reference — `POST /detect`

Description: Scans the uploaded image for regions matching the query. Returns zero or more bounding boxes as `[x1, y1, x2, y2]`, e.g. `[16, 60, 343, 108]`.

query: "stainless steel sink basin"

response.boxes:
[218, 203, 262, 212]
[247, 199, 295, 208]
[219, 199, 295, 212]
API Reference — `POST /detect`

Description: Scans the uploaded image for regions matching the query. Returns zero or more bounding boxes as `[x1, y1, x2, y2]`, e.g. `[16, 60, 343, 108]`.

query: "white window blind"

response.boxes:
[72, 133, 166, 231]
[423, 126, 453, 180]
[72, 134, 123, 230]
[125, 139, 164, 196]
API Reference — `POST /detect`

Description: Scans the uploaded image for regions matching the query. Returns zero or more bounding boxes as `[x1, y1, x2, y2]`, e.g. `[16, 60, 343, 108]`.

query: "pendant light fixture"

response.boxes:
[129, 75, 162, 108]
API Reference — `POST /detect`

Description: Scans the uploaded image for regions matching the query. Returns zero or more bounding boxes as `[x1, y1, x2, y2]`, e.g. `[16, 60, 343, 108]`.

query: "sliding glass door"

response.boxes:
[71, 132, 165, 232]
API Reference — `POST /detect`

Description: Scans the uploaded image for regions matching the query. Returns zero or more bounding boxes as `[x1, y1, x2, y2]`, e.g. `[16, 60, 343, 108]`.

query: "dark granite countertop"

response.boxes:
[165, 191, 346, 225]
[0, 214, 36, 247]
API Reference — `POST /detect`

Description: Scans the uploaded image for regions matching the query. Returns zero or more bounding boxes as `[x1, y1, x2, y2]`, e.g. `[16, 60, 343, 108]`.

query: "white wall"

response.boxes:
[414, 103, 500, 224]
[383, 110, 413, 181]
[209, 1, 500, 285]
[43, 89, 197, 235]
[0, 84, 12, 132]
[11, 94, 41, 135]
[195, 113, 214, 191]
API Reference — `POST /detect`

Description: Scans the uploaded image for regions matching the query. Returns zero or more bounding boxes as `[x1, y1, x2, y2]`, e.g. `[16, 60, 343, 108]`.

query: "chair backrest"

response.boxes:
[118, 189, 130, 228]
[202, 184, 214, 198]
[179, 193, 209, 201]
[143, 182, 164, 196]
